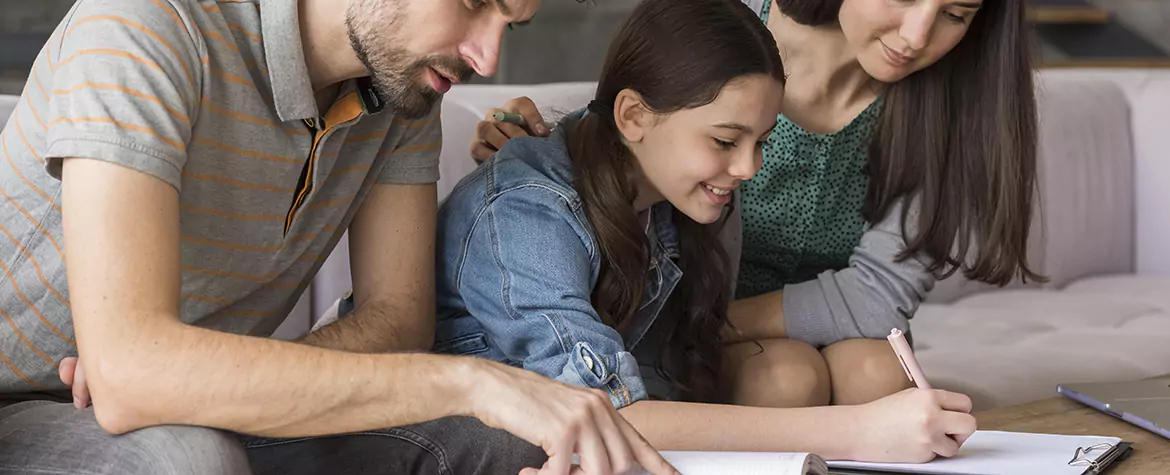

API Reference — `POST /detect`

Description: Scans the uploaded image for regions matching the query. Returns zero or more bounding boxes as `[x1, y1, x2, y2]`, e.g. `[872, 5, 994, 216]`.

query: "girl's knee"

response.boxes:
[725, 339, 831, 408]
[822, 338, 912, 404]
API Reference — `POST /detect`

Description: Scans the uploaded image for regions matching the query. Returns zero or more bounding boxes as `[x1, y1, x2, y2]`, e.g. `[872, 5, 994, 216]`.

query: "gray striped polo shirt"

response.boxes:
[0, 0, 442, 392]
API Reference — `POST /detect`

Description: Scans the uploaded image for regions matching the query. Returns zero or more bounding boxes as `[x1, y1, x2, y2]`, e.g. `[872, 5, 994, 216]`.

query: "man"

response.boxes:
[0, 0, 676, 473]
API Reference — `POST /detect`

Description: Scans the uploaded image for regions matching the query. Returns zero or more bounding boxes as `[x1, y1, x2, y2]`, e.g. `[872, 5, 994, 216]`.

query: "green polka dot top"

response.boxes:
[736, 0, 883, 299]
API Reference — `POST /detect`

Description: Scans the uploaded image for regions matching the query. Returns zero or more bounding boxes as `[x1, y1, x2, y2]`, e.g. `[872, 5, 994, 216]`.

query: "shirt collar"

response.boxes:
[260, 0, 317, 121]
[258, 1, 389, 120]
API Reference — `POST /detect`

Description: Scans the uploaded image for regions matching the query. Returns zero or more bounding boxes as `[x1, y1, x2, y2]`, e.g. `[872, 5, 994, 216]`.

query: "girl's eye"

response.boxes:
[468, 0, 487, 10]
[714, 138, 736, 149]
[943, 11, 967, 23]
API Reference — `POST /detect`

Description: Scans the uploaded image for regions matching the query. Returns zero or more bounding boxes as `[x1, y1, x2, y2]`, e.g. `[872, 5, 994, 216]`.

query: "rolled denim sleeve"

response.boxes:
[457, 186, 647, 409]
[784, 199, 936, 347]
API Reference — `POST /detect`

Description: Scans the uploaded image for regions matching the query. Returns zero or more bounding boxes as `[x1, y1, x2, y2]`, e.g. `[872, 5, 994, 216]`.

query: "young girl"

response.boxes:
[471, 0, 1040, 410]
[437, 0, 975, 462]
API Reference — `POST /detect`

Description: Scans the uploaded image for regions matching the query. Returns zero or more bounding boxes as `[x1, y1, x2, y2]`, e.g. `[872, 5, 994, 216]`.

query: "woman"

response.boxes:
[440, 0, 976, 461]
[470, 0, 1040, 409]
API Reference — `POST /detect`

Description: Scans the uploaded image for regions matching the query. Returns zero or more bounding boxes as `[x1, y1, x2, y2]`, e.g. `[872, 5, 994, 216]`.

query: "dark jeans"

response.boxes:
[0, 398, 546, 475]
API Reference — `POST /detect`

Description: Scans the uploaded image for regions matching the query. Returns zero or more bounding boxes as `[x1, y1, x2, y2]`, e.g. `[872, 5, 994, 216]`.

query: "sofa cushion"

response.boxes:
[928, 76, 1135, 304]
[916, 275, 1170, 411]
[438, 82, 596, 199]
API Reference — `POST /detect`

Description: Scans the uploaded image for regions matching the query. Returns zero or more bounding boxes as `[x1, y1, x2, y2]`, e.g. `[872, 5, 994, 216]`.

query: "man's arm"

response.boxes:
[62, 158, 679, 475]
[63, 158, 463, 436]
[299, 183, 437, 353]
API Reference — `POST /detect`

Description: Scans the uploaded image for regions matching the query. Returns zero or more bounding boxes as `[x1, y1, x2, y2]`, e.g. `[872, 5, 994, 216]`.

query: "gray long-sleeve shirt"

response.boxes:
[722, 196, 934, 347]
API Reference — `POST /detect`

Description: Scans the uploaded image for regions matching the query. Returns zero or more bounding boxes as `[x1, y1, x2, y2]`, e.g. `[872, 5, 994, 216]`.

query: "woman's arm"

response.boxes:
[725, 200, 934, 346]
[620, 388, 977, 463]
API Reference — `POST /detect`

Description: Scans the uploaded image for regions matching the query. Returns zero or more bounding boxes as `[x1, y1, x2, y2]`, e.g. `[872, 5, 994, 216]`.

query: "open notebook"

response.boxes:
[827, 431, 1129, 475]
[631, 451, 828, 475]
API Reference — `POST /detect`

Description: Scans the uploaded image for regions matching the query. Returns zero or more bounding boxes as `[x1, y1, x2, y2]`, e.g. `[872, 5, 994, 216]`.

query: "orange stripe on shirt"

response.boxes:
[203, 30, 241, 54]
[65, 15, 196, 87]
[179, 203, 282, 221]
[24, 93, 47, 132]
[193, 137, 299, 163]
[328, 165, 370, 178]
[3, 126, 61, 213]
[147, 0, 187, 37]
[392, 118, 438, 129]
[201, 98, 278, 128]
[201, 4, 221, 13]
[58, 49, 166, 75]
[182, 265, 280, 282]
[0, 185, 64, 260]
[54, 82, 191, 127]
[345, 131, 389, 143]
[46, 29, 57, 74]
[12, 114, 45, 165]
[182, 234, 282, 252]
[49, 117, 185, 150]
[182, 170, 295, 193]
[31, 65, 48, 101]
[217, 69, 256, 88]
[0, 347, 43, 389]
[0, 258, 75, 347]
[306, 197, 353, 211]
[383, 142, 442, 155]
[0, 222, 70, 309]
[226, 22, 263, 43]
[0, 304, 61, 369]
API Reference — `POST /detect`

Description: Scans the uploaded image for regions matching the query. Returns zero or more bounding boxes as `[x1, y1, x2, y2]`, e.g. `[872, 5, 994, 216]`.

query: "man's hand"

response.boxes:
[466, 359, 677, 475]
[470, 96, 549, 163]
[59, 356, 90, 409]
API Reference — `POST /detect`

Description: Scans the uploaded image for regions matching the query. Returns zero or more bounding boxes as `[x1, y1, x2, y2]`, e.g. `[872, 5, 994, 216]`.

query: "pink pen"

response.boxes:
[887, 328, 931, 390]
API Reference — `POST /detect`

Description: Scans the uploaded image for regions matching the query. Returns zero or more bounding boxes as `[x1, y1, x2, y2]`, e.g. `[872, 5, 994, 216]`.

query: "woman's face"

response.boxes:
[626, 75, 784, 224]
[837, 0, 981, 82]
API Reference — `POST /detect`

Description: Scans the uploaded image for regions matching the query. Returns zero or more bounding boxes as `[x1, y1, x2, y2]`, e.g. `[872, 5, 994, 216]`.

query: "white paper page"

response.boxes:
[628, 451, 812, 475]
[828, 431, 1121, 475]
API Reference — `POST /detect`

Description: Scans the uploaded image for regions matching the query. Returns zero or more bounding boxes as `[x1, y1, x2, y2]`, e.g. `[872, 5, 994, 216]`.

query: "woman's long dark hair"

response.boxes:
[565, 0, 784, 402]
[777, 0, 1044, 284]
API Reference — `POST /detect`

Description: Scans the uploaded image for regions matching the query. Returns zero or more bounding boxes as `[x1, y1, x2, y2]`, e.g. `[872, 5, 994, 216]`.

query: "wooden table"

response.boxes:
[978, 397, 1170, 474]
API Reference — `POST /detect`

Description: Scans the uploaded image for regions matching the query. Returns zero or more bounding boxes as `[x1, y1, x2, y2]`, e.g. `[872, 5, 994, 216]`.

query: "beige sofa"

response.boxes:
[5, 69, 1168, 412]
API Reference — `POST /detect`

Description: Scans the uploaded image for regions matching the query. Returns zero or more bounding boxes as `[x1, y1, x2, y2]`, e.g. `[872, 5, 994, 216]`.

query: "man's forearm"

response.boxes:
[724, 290, 788, 344]
[299, 299, 434, 353]
[87, 318, 471, 437]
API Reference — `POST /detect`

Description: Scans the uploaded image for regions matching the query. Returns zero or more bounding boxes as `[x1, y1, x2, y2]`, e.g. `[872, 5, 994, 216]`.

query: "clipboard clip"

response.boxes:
[1067, 443, 1113, 472]
[1068, 441, 1134, 474]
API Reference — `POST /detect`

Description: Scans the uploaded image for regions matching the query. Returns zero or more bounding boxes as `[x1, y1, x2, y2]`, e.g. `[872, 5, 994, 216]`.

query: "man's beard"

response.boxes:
[345, 7, 473, 119]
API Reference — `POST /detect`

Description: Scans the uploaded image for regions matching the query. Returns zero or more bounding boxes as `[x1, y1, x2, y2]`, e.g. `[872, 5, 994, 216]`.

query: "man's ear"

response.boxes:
[613, 88, 652, 144]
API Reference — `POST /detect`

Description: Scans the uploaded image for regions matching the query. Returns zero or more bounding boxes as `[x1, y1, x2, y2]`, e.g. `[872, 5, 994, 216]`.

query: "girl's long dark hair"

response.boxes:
[565, 0, 785, 402]
[777, 0, 1044, 284]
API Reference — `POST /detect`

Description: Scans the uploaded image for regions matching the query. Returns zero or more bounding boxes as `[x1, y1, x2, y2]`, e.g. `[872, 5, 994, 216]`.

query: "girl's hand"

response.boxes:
[848, 388, 977, 463]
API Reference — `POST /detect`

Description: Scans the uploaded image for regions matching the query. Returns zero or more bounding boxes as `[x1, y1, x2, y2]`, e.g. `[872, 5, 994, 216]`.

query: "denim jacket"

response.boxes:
[433, 112, 683, 409]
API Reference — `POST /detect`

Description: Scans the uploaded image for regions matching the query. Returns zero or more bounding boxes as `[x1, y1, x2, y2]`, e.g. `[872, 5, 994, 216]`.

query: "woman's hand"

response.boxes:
[470, 96, 549, 163]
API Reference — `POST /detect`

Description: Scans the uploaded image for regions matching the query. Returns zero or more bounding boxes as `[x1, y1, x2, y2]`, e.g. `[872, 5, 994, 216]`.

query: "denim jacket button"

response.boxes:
[583, 353, 595, 372]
